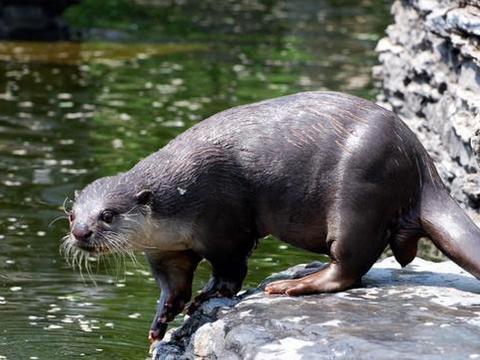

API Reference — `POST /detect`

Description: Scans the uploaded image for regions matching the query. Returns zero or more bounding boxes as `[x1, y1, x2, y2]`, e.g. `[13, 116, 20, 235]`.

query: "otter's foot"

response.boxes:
[186, 276, 241, 315]
[186, 258, 248, 315]
[265, 264, 357, 296]
[186, 289, 231, 315]
[148, 323, 168, 343]
[148, 294, 188, 342]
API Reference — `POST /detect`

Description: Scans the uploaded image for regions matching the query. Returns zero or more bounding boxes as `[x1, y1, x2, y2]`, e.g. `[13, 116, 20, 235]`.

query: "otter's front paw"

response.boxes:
[186, 288, 236, 315]
[148, 322, 168, 343]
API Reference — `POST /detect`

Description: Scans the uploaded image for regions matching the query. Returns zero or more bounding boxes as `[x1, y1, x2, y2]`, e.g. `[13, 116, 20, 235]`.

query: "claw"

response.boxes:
[265, 279, 298, 294]
[185, 299, 203, 315]
[185, 302, 197, 315]
[185, 290, 226, 315]
[148, 322, 168, 343]
[149, 339, 161, 356]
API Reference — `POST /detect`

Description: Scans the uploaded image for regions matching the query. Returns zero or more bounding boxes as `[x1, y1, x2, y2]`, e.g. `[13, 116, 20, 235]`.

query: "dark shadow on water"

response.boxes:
[0, 1, 81, 41]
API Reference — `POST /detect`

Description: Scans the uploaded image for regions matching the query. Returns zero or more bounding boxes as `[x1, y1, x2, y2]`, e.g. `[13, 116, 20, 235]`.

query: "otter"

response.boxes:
[63, 91, 480, 344]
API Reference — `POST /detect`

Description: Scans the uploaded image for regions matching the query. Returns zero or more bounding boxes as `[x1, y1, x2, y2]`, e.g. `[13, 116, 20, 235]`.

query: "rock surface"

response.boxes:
[153, 257, 480, 360]
[374, 0, 480, 213]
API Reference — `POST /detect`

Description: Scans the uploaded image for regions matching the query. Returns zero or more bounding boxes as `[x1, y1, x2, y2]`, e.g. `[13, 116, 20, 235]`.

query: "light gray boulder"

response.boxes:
[153, 257, 480, 360]
[374, 0, 480, 211]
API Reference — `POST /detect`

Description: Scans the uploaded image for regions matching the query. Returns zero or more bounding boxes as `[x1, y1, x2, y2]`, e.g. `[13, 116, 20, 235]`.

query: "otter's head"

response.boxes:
[63, 176, 153, 256]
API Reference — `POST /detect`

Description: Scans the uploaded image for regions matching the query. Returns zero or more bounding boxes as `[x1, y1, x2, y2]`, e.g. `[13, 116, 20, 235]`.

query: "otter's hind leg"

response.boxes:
[265, 212, 389, 296]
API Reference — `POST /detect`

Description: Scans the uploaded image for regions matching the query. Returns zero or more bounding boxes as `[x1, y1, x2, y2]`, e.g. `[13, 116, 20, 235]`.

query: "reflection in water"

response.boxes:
[0, 42, 206, 65]
[0, 1, 394, 359]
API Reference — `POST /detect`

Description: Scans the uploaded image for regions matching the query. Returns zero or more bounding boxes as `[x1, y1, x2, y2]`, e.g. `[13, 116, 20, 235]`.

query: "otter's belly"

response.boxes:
[275, 229, 329, 254]
[256, 205, 330, 254]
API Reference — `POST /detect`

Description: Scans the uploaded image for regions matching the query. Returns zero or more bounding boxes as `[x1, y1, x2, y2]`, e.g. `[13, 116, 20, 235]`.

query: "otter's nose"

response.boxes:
[72, 223, 92, 242]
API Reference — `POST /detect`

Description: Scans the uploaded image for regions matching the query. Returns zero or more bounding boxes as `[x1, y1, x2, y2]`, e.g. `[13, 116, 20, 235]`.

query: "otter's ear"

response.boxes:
[135, 189, 152, 205]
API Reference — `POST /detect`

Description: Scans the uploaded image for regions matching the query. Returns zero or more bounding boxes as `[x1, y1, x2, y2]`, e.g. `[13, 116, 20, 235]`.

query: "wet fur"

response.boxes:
[66, 91, 480, 343]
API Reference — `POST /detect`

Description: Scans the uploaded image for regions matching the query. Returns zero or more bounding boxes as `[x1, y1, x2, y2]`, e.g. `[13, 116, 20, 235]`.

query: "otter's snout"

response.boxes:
[72, 223, 93, 243]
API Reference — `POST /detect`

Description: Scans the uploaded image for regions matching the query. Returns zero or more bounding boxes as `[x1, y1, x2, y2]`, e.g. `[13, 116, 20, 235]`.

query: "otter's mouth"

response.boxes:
[65, 228, 130, 257]
[74, 242, 112, 255]
[71, 236, 111, 255]
[74, 240, 98, 253]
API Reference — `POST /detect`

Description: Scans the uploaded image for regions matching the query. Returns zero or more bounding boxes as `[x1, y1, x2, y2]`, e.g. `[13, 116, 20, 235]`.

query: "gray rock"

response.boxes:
[446, 6, 480, 37]
[375, 0, 480, 211]
[471, 120, 480, 165]
[153, 257, 480, 360]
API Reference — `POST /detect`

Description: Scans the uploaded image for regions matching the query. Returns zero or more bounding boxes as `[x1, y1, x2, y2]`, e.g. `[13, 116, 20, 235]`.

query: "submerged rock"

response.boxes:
[153, 257, 480, 360]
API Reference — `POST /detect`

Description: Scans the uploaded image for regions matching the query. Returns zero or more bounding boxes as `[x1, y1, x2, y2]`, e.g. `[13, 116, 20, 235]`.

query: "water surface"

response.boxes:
[0, 1, 396, 358]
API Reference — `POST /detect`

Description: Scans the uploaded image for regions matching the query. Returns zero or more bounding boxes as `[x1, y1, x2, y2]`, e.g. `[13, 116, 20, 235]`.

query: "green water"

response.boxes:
[0, 1, 394, 358]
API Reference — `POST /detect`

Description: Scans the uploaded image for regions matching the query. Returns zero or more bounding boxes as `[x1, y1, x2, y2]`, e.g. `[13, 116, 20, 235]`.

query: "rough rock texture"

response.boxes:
[153, 257, 480, 360]
[374, 0, 480, 212]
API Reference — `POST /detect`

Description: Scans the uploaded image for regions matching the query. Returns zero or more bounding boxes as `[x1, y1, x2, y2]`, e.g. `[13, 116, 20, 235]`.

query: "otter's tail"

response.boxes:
[420, 185, 480, 279]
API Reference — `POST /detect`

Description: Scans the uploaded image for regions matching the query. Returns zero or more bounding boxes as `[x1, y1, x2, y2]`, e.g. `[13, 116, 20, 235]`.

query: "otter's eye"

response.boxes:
[100, 210, 114, 224]
[69, 211, 75, 223]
